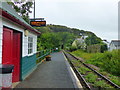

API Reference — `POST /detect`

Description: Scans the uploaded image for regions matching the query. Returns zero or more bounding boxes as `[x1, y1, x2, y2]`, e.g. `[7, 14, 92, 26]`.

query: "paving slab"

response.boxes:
[15, 52, 75, 88]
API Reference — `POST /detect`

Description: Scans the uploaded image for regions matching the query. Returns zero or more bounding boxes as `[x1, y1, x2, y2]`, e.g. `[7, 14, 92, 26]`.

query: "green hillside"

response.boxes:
[34, 24, 103, 51]
[35, 24, 97, 36]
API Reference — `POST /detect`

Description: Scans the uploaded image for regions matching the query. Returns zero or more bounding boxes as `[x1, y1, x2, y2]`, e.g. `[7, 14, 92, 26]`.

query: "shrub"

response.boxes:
[69, 46, 77, 52]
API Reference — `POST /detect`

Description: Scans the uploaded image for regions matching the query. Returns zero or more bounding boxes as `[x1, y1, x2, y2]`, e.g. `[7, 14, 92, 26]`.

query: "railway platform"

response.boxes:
[15, 51, 82, 88]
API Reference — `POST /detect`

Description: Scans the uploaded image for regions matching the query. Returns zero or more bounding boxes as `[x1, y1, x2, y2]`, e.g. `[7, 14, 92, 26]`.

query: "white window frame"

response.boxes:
[28, 36, 33, 55]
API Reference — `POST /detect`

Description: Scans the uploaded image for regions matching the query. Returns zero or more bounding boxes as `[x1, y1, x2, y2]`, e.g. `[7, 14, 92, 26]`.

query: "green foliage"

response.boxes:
[87, 42, 108, 53]
[93, 50, 120, 76]
[87, 43, 108, 53]
[94, 80, 112, 88]
[85, 34, 102, 46]
[48, 24, 72, 33]
[69, 46, 77, 52]
[72, 49, 93, 60]
[85, 72, 113, 88]
[7, 1, 33, 23]
[71, 59, 114, 88]
[37, 32, 75, 51]
[71, 60, 81, 67]
[108, 74, 120, 86]
[35, 24, 102, 38]
[34, 27, 52, 33]
[85, 72, 98, 83]
[72, 49, 120, 76]
[71, 60, 91, 75]
[85, 34, 107, 53]
[34, 24, 103, 51]
[77, 67, 91, 75]
[87, 44, 101, 53]
[100, 43, 108, 53]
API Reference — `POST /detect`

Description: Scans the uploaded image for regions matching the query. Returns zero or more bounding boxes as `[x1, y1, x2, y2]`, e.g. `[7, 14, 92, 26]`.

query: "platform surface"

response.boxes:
[16, 52, 75, 88]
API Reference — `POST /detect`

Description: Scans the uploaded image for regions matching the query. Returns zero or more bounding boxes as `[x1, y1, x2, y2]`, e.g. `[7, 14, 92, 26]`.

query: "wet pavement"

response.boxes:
[15, 52, 75, 88]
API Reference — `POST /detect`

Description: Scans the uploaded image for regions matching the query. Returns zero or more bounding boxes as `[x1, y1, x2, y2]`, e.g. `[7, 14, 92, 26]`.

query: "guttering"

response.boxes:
[0, 9, 41, 35]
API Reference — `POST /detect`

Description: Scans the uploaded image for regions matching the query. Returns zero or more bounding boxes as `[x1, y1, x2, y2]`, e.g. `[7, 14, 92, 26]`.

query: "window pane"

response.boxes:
[28, 37, 33, 54]
[28, 37, 30, 41]
[28, 49, 30, 54]
[31, 38, 33, 42]
[28, 43, 30, 49]
[30, 49, 32, 53]
[30, 43, 32, 47]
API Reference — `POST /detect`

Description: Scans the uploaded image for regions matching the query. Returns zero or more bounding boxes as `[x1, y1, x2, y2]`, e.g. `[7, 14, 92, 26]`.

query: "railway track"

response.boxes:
[63, 50, 120, 90]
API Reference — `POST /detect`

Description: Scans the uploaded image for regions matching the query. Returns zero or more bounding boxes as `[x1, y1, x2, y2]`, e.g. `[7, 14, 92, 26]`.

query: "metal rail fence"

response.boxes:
[36, 48, 60, 64]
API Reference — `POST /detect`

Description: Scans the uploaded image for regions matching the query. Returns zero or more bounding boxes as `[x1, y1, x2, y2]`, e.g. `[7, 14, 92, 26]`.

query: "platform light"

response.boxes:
[24, 29, 29, 37]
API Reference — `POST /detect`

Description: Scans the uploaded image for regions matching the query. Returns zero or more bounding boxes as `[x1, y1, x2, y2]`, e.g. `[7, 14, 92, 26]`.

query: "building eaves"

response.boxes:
[0, 2, 41, 35]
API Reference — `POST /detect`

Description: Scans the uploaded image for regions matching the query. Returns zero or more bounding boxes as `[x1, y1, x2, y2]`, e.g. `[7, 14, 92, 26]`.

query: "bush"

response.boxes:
[72, 49, 93, 61]
[101, 44, 108, 53]
[87, 43, 108, 53]
[69, 46, 77, 52]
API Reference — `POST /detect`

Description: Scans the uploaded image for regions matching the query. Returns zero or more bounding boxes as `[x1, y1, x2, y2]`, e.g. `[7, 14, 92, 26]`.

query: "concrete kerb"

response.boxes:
[62, 52, 83, 88]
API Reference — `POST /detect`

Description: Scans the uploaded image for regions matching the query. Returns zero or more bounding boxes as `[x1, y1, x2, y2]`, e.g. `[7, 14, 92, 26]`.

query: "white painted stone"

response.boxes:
[0, 74, 2, 87]
[2, 73, 12, 88]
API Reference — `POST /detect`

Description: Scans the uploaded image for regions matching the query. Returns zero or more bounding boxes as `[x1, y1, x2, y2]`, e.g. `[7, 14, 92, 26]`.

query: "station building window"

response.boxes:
[28, 37, 33, 54]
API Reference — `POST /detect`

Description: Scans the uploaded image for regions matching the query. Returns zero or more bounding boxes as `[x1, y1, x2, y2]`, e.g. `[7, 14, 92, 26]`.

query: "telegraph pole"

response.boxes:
[34, 0, 35, 20]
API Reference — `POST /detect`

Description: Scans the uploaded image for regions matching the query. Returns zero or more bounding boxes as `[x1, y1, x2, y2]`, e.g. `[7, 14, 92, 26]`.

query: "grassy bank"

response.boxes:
[71, 60, 113, 88]
[71, 49, 120, 86]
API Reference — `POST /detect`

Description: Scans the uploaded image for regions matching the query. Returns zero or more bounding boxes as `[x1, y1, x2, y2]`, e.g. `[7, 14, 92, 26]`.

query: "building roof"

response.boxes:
[0, 2, 40, 35]
[110, 40, 120, 46]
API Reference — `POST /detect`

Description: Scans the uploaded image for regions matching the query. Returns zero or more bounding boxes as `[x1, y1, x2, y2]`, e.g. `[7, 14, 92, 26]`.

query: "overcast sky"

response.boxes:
[29, 0, 119, 42]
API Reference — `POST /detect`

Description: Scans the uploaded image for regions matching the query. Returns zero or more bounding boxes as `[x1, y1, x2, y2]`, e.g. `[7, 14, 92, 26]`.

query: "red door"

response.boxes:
[2, 28, 21, 82]
[2, 28, 13, 64]
[12, 32, 21, 82]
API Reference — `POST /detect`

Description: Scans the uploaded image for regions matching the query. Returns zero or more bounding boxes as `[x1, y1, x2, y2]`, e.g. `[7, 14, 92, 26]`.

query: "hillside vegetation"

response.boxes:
[72, 49, 120, 76]
[35, 24, 103, 50]
[71, 49, 120, 86]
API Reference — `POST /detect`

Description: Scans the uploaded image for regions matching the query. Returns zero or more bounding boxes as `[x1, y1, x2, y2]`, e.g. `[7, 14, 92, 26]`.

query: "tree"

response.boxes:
[7, 1, 33, 23]
[34, 24, 103, 51]
[85, 34, 102, 46]
[37, 32, 75, 51]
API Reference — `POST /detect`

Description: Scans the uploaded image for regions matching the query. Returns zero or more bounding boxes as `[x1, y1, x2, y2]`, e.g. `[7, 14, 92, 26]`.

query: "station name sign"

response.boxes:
[30, 21, 46, 27]
[30, 18, 46, 27]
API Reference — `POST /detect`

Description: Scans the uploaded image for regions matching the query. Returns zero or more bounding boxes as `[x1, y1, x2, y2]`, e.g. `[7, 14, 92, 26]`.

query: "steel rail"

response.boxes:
[63, 51, 91, 90]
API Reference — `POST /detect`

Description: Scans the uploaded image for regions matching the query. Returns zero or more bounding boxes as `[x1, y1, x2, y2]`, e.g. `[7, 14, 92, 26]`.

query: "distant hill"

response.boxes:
[34, 24, 103, 50]
[35, 24, 101, 39]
